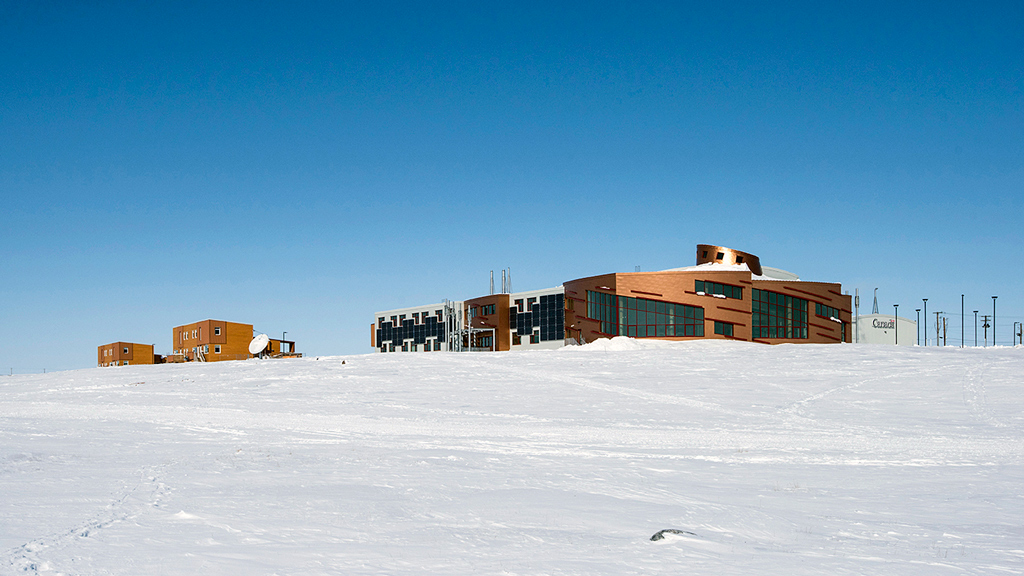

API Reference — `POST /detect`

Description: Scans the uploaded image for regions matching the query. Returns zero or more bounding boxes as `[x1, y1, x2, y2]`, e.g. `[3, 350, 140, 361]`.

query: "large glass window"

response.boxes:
[695, 280, 743, 299]
[714, 321, 733, 336]
[586, 291, 618, 335]
[751, 289, 808, 339]
[586, 291, 704, 337]
[815, 302, 840, 319]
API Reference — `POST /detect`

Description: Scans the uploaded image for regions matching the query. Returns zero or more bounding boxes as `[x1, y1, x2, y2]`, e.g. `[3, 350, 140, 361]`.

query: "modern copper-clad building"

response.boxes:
[372, 244, 852, 352]
[565, 245, 852, 345]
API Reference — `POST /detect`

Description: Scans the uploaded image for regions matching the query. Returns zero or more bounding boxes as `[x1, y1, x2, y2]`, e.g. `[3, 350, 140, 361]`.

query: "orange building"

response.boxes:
[373, 244, 852, 352]
[97, 342, 156, 367]
[170, 320, 299, 362]
[564, 245, 852, 345]
[172, 320, 254, 362]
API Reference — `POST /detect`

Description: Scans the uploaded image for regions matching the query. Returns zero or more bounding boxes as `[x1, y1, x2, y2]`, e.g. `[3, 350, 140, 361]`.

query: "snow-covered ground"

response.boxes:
[2, 339, 1022, 575]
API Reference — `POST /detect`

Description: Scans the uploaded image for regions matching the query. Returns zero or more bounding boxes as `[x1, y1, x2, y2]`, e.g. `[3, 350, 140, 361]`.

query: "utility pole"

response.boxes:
[934, 311, 943, 347]
[943, 316, 948, 346]
[923, 299, 928, 346]
[981, 315, 991, 347]
[855, 289, 860, 343]
[992, 296, 997, 347]
[893, 304, 899, 345]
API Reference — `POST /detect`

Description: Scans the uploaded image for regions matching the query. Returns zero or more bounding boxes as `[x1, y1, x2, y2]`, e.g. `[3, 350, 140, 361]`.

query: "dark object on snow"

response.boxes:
[650, 529, 697, 541]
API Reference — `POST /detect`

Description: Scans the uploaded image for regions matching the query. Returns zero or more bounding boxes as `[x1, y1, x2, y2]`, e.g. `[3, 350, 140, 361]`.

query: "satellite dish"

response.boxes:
[248, 333, 270, 355]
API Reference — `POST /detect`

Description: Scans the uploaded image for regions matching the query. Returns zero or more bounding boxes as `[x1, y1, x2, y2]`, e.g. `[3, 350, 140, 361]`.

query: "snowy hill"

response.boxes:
[2, 340, 1022, 575]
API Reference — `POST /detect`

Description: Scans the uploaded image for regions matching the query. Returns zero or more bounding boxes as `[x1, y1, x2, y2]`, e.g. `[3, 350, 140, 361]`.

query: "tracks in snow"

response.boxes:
[2, 465, 172, 573]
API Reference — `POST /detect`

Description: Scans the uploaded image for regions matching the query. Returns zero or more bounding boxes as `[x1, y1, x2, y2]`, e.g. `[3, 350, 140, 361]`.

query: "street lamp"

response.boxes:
[923, 299, 928, 346]
[915, 309, 921, 346]
[893, 304, 899, 345]
[961, 294, 965, 349]
[992, 296, 997, 347]
[973, 310, 978, 347]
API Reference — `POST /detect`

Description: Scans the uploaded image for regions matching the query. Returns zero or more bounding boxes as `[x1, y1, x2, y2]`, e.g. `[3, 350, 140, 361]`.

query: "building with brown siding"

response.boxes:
[373, 244, 852, 352]
[98, 342, 155, 367]
[565, 244, 851, 345]
[171, 320, 254, 362]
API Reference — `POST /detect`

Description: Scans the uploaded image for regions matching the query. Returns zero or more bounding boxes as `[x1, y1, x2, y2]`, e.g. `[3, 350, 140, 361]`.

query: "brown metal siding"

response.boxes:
[565, 270, 850, 345]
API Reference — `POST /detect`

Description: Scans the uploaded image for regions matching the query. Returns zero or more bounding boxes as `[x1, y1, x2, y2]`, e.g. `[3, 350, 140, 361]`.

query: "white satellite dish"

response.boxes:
[248, 333, 270, 355]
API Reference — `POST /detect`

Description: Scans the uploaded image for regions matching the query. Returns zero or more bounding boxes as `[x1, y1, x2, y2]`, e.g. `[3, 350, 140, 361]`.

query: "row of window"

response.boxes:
[178, 326, 223, 342]
[695, 280, 743, 300]
[171, 344, 223, 355]
[815, 302, 841, 319]
[380, 310, 444, 326]
[512, 332, 542, 345]
[586, 291, 705, 338]
[382, 340, 444, 352]
[751, 289, 808, 339]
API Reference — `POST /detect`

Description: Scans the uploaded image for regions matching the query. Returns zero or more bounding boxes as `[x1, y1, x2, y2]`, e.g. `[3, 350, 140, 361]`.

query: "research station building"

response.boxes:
[372, 244, 853, 352]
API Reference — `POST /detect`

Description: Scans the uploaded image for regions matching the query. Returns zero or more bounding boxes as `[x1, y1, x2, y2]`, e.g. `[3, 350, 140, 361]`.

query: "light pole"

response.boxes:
[893, 304, 899, 345]
[961, 294, 964, 348]
[923, 299, 928, 346]
[915, 309, 921, 346]
[992, 296, 997, 347]
[973, 310, 978, 346]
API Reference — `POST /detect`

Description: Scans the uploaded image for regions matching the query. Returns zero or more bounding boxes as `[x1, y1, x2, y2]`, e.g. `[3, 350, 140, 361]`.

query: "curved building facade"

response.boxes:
[564, 245, 851, 345]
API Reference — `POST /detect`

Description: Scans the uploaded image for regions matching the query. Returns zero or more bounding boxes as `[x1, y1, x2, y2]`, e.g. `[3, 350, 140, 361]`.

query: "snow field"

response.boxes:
[2, 339, 1023, 574]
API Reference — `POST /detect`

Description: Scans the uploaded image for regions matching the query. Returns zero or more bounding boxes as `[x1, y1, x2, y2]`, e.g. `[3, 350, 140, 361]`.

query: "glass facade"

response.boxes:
[586, 291, 704, 338]
[751, 289, 808, 339]
[377, 313, 446, 351]
[695, 280, 742, 299]
[509, 293, 564, 343]
[815, 302, 840, 319]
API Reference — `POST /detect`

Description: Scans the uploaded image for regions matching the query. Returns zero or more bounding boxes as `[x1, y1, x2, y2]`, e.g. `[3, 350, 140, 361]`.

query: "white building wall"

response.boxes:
[508, 286, 566, 351]
[852, 314, 917, 346]
[373, 301, 463, 353]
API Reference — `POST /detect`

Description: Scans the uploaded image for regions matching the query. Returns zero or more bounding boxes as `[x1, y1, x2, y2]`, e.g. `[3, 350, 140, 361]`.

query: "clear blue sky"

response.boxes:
[3, 1, 1022, 371]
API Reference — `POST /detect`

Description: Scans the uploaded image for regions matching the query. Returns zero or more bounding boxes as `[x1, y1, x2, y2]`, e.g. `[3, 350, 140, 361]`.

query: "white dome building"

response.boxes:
[852, 314, 917, 346]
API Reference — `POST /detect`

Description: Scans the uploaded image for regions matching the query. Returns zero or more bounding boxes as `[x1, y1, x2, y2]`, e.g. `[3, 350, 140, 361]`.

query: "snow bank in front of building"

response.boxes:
[2, 344, 1022, 574]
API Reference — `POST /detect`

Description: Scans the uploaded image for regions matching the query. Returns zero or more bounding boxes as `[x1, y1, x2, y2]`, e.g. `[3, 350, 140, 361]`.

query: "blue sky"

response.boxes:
[2, 1, 1022, 371]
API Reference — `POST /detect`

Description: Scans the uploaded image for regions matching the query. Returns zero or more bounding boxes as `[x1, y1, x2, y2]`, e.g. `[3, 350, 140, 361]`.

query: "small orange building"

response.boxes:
[97, 342, 155, 367]
[172, 320, 254, 362]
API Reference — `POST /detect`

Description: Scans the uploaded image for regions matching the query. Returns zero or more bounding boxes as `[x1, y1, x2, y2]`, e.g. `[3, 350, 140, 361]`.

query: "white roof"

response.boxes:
[659, 262, 800, 281]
